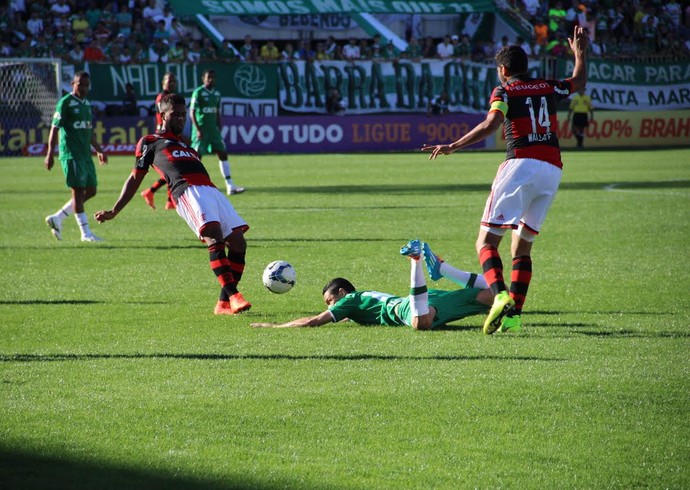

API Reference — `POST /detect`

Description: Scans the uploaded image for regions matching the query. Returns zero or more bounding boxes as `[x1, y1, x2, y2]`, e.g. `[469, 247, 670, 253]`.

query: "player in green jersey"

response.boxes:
[190, 69, 244, 195]
[44, 71, 108, 242]
[251, 240, 523, 332]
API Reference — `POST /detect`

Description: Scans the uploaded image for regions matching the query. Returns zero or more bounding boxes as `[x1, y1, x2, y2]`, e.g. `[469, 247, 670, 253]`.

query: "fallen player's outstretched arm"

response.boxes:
[251, 310, 334, 328]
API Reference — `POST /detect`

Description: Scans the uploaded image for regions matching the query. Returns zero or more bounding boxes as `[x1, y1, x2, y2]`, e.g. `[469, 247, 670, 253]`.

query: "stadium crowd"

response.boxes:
[1, 0, 688, 64]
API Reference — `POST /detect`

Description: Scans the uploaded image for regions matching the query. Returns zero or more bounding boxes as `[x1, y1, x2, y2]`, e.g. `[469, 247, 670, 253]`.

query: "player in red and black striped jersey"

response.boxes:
[95, 93, 251, 315]
[140, 72, 177, 210]
[422, 26, 588, 335]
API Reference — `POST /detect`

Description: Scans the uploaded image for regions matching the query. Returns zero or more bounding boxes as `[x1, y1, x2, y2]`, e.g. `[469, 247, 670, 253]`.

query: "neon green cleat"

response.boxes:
[482, 291, 515, 335]
[499, 315, 522, 333]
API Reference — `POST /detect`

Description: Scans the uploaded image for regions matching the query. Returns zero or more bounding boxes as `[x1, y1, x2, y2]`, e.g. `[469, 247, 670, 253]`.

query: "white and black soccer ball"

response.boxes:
[262, 260, 296, 294]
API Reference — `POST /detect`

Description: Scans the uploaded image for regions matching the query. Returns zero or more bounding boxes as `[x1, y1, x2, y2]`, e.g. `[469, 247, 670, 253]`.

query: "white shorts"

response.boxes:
[176, 185, 248, 239]
[481, 158, 561, 235]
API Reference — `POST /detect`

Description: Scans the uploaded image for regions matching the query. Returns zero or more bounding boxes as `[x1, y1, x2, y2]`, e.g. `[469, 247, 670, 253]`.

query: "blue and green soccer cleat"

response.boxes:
[483, 291, 515, 335]
[400, 239, 422, 259]
[422, 242, 443, 281]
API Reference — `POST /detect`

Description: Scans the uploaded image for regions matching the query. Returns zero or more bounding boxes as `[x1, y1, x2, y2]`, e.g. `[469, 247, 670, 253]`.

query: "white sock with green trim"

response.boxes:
[439, 262, 488, 289]
[409, 258, 429, 317]
[76, 212, 92, 237]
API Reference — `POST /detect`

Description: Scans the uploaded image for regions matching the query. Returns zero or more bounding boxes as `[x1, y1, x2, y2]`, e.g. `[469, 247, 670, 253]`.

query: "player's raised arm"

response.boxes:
[567, 25, 588, 92]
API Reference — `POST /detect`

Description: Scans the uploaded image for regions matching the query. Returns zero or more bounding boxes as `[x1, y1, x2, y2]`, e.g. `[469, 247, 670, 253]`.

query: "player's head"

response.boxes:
[71, 71, 90, 98]
[322, 278, 355, 306]
[159, 93, 186, 135]
[202, 70, 215, 89]
[495, 45, 528, 82]
[162, 72, 177, 93]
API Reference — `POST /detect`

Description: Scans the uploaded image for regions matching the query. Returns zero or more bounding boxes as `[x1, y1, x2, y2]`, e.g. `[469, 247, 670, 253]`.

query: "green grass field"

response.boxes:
[1, 149, 689, 489]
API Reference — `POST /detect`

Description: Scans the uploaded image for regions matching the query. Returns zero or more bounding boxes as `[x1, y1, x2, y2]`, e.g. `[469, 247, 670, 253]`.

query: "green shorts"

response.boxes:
[397, 288, 489, 328]
[60, 158, 98, 188]
[192, 127, 226, 155]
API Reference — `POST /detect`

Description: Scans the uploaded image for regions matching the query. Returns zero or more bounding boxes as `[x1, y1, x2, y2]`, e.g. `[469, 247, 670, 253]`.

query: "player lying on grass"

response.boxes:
[252, 240, 520, 332]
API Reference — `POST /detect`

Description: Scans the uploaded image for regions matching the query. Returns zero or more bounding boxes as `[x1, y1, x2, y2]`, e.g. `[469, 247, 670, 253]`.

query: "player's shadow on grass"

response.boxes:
[0, 352, 562, 363]
[0, 447, 271, 490]
[0, 299, 102, 305]
[252, 180, 690, 195]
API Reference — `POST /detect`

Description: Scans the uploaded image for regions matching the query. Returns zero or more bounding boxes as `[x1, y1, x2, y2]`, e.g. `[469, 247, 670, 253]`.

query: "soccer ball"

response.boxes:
[262, 260, 296, 294]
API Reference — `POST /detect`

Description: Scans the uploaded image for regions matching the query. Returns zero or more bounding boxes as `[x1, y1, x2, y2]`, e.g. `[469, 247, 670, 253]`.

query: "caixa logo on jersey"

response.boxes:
[73, 120, 92, 129]
[172, 149, 201, 162]
[234, 65, 267, 98]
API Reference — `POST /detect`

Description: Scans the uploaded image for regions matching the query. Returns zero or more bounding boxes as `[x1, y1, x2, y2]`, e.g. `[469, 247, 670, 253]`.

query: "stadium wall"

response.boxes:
[14, 111, 690, 157]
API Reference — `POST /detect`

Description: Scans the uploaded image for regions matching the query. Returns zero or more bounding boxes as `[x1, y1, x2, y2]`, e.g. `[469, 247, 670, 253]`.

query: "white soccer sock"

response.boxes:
[75, 212, 92, 237]
[219, 160, 233, 188]
[409, 258, 429, 317]
[439, 262, 488, 289]
[54, 200, 74, 221]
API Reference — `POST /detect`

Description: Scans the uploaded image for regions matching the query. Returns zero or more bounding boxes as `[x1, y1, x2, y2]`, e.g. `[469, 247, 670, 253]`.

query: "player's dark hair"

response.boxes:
[158, 93, 185, 113]
[495, 45, 528, 76]
[322, 278, 355, 296]
[73, 71, 90, 81]
[202, 69, 215, 78]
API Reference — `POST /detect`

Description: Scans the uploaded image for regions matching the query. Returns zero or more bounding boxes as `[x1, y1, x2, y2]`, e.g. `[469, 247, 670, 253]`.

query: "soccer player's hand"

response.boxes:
[421, 144, 456, 160]
[94, 210, 116, 223]
[44, 154, 54, 170]
[97, 152, 108, 166]
[568, 26, 588, 55]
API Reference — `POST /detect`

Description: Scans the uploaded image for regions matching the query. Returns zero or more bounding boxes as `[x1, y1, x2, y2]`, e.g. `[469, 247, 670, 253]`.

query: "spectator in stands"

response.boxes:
[31, 33, 49, 57]
[142, 0, 162, 35]
[170, 17, 190, 44]
[534, 17, 549, 46]
[617, 35, 636, 58]
[115, 3, 132, 38]
[239, 35, 254, 61]
[403, 36, 422, 60]
[50, 0, 70, 19]
[297, 39, 314, 62]
[370, 42, 383, 60]
[187, 40, 201, 63]
[51, 34, 70, 61]
[427, 91, 449, 116]
[522, 0, 540, 18]
[129, 20, 147, 47]
[382, 40, 400, 61]
[436, 34, 454, 59]
[132, 40, 148, 63]
[152, 20, 170, 42]
[281, 42, 296, 61]
[422, 36, 435, 58]
[0, 41, 13, 57]
[92, 21, 111, 42]
[148, 37, 169, 62]
[548, 1, 567, 32]
[119, 45, 133, 64]
[663, 0, 681, 33]
[546, 33, 570, 58]
[218, 39, 239, 61]
[69, 42, 85, 63]
[71, 10, 90, 44]
[155, 5, 174, 31]
[26, 11, 43, 36]
[326, 88, 345, 115]
[167, 41, 185, 62]
[260, 40, 280, 62]
[454, 34, 472, 59]
[105, 34, 126, 62]
[358, 38, 371, 60]
[84, 38, 106, 62]
[325, 35, 339, 60]
[85, 0, 101, 29]
[200, 38, 218, 62]
[314, 42, 329, 61]
[342, 37, 360, 61]
[100, 2, 117, 32]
